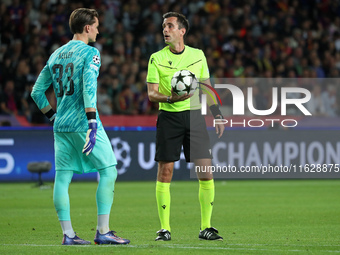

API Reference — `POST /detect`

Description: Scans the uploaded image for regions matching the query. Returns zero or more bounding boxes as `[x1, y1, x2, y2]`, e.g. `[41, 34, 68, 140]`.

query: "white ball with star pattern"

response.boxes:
[171, 70, 198, 96]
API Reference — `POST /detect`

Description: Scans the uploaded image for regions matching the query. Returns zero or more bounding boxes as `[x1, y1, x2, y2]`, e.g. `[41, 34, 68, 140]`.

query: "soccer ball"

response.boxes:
[171, 70, 198, 96]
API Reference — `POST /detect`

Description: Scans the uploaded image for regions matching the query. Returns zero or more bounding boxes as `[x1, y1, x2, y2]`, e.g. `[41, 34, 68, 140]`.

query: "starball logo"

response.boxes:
[200, 83, 312, 128]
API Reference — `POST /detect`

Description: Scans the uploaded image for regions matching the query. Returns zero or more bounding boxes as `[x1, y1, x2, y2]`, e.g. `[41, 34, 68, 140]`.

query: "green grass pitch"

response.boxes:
[0, 180, 339, 254]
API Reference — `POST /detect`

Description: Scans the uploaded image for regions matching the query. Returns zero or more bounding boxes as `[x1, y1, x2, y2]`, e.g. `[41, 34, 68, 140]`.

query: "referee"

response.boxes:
[147, 12, 225, 241]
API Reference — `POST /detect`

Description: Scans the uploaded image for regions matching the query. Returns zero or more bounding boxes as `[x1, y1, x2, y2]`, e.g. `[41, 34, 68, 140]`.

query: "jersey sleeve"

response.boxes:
[83, 47, 101, 109]
[200, 50, 210, 81]
[146, 54, 159, 84]
[31, 64, 53, 110]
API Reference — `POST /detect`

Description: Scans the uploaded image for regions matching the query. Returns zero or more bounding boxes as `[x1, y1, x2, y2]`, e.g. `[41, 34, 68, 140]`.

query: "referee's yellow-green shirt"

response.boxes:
[147, 46, 210, 112]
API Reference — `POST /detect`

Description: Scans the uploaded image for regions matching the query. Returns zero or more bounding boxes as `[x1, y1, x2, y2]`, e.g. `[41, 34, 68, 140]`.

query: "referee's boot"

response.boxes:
[155, 229, 171, 241]
[199, 227, 223, 241]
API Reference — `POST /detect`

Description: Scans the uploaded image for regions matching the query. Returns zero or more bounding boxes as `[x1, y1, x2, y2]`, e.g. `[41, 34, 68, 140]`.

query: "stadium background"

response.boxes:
[1, 0, 340, 181]
[0, 1, 340, 254]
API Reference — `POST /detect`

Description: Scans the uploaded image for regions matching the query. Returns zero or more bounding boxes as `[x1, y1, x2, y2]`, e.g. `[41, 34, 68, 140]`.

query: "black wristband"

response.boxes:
[209, 105, 223, 119]
[86, 112, 96, 120]
[167, 96, 173, 104]
[45, 109, 56, 119]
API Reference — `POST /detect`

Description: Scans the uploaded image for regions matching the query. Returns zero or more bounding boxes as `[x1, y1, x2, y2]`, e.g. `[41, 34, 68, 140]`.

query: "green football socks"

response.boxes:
[53, 170, 73, 221]
[54, 166, 117, 236]
[96, 166, 117, 215]
[156, 181, 171, 232]
[96, 166, 117, 234]
[53, 170, 75, 237]
[199, 179, 215, 230]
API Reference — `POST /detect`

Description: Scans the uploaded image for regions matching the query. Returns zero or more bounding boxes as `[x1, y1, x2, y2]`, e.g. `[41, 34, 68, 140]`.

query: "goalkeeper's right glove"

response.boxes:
[82, 113, 97, 156]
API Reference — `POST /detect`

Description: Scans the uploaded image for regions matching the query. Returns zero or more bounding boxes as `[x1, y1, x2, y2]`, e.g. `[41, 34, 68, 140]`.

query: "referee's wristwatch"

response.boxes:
[167, 96, 173, 104]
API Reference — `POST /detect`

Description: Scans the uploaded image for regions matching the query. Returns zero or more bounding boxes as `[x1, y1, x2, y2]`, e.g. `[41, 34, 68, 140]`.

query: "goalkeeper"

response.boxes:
[147, 12, 225, 241]
[31, 8, 129, 245]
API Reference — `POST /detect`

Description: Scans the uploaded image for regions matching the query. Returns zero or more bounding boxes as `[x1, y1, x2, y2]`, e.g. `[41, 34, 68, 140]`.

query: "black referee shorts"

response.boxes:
[155, 110, 212, 162]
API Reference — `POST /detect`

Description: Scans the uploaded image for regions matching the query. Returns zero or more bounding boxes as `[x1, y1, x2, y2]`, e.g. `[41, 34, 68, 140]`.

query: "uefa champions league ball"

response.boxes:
[171, 70, 198, 96]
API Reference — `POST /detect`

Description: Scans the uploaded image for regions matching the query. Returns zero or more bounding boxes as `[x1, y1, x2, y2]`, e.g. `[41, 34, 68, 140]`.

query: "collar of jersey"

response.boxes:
[71, 39, 86, 45]
[169, 46, 185, 55]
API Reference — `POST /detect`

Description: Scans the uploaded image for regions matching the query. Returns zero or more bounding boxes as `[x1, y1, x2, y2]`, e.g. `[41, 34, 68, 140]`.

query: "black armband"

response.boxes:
[86, 112, 96, 120]
[45, 109, 56, 121]
[209, 105, 223, 119]
[45, 109, 55, 119]
[86, 112, 97, 129]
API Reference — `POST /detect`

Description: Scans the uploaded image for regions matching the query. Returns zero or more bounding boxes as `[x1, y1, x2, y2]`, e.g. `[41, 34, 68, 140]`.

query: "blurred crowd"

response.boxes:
[1, 0, 340, 125]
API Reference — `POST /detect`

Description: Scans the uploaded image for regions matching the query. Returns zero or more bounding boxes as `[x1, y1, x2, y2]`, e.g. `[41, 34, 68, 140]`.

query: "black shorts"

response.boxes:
[155, 110, 212, 162]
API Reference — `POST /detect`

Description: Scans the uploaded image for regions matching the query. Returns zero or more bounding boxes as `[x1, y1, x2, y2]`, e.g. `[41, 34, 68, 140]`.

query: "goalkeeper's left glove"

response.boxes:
[82, 112, 97, 156]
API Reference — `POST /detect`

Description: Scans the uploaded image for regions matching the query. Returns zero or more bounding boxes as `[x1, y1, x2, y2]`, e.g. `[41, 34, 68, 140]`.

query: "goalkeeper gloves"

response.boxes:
[82, 112, 97, 156]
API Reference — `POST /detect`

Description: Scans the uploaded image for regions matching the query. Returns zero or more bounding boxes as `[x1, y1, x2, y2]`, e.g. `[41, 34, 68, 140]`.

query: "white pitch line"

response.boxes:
[1, 243, 340, 253]
[161, 246, 340, 253]
[216, 243, 340, 248]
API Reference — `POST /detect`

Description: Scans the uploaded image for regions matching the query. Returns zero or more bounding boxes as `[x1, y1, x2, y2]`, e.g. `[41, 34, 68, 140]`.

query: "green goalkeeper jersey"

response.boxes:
[147, 45, 210, 112]
[31, 40, 102, 132]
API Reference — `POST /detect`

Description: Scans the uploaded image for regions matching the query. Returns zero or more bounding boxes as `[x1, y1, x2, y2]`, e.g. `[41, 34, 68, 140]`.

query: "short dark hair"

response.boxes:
[69, 8, 98, 34]
[163, 12, 189, 35]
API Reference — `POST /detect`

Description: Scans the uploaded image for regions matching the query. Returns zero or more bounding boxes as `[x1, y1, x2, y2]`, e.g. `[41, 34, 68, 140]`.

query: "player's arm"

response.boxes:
[201, 78, 222, 112]
[147, 82, 190, 104]
[146, 54, 189, 104]
[82, 49, 100, 156]
[201, 78, 225, 138]
[31, 65, 56, 121]
[199, 50, 225, 138]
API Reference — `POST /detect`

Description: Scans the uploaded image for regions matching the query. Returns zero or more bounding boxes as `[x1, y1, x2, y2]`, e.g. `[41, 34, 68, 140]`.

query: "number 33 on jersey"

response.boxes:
[31, 40, 102, 132]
